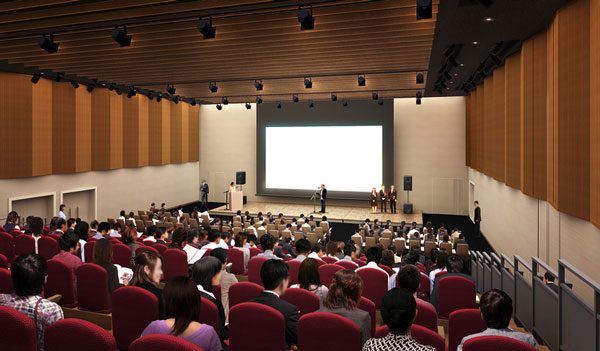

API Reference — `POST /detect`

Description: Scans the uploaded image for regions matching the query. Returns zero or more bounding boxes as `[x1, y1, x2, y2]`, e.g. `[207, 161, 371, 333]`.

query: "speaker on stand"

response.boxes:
[403, 175, 413, 214]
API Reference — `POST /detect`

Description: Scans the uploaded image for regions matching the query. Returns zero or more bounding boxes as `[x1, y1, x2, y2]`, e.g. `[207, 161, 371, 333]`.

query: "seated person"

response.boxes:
[342, 242, 358, 262]
[121, 223, 140, 258]
[192, 256, 228, 344]
[290, 258, 329, 306]
[324, 241, 340, 261]
[355, 246, 396, 290]
[0, 254, 64, 351]
[210, 249, 238, 323]
[457, 289, 538, 351]
[93, 221, 110, 239]
[130, 251, 165, 318]
[294, 239, 311, 261]
[183, 229, 203, 264]
[169, 227, 187, 250]
[363, 288, 436, 351]
[430, 254, 475, 307]
[318, 270, 371, 346]
[307, 243, 324, 260]
[543, 271, 559, 294]
[142, 276, 222, 351]
[256, 234, 281, 260]
[93, 238, 122, 293]
[200, 230, 224, 256]
[250, 259, 299, 349]
[109, 222, 122, 238]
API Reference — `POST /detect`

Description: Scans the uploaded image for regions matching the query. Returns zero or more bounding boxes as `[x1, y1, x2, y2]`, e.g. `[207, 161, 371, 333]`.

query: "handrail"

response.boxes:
[482, 251, 492, 264]
[501, 253, 515, 268]
[532, 256, 558, 279]
[558, 259, 600, 293]
[514, 255, 532, 273]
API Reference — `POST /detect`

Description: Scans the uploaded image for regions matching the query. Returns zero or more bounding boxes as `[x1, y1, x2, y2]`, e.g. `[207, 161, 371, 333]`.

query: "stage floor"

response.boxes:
[211, 201, 423, 225]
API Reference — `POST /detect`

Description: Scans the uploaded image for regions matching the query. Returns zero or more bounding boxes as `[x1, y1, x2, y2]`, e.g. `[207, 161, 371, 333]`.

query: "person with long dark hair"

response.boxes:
[142, 276, 222, 351]
[192, 256, 228, 346]
[93, 238, 121, 294]
[130, 251, 164, 318]
[290, 258, 328, 306]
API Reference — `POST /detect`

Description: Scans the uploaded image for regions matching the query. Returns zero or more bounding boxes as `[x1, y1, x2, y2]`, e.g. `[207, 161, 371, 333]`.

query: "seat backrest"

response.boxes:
[0, 305, 37, 351]
[45, 259, 77, 307]
[129, 335, 203, 351]
[336, 260, 358, 270]
[320, 256, 337, 264]
[448, 308, 487, 351]
[438, 276, 477, 318]
[136, 246, 159, 255]
[417, 272, 431, 301]
[45, 318, 117, 351]
[353, 259, 366, 267]
[112, 244, 132, 268]
[112, 286, 159, 351]
[364, 236, 376, 250]
[378, 264, 394, 276]
[298, 312, 361, 351]
[462, 335, 538, 351]
[162, 249, 189, 280]
[14, 235, 36, 256]
[411, 324, 445, 351]
[227, 247, 246, 275]
[0, 268, 13, 294]
[229, 282, 264, 308]
[318, 264, 343, 286]
[84, 240, 95, 263]
[0, 232, 15, 260]
[281, 288, 320, 315]
[456, 243, 469, 257]
[394, 238, 406, 252]
[356, 268, 388, 309]
[229, 302, 286, 351]
[249, 247, 262, 259]
[38, 236, 60, 260]
[76, 263, 111, 313]
[285, 259, 302, 286]
[151, 243, 168, 254]
[415, 298, 438, 333]
[358, 296, 376, 336]
[0, 253, 8, 269]
[424, 241, 437, 258]
[199, 296, 220, 333]
[247, 257, 269, 286]
[409, 239, 421, 249]
[440, 242, 453, 252]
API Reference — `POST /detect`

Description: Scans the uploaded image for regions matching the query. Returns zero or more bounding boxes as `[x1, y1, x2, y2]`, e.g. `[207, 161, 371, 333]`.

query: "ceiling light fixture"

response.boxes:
[111, 26, 132, 47]
[254, 80, 263, 91]
[209, 81, 218, 93]
[298, 7, 315, 30]
[38, 34, 59, 53]
[198, 17, 216, 39]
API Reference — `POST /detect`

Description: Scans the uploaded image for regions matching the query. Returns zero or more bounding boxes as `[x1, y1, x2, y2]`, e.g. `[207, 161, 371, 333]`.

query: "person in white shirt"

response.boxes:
[199, 230, 223, 258]
[58, 204, 67, 220]
[109, 223, 122, 238]
[118, 210, 126, 221]
[29, 217, 44, 254]
[307, 243, 324, 260]
[256, 234, 281, 260]
[182, 229, 203, 264]
[407, 226, 420, 238]
[428, 249, 448, 293]
[324, 241, 340, 261]
[355, 247, 396, 290]
[297, 215, 306, 225]
[301, 221, 311, 231]
[294, 239, 311, 262]
[199, 210, 213, 222]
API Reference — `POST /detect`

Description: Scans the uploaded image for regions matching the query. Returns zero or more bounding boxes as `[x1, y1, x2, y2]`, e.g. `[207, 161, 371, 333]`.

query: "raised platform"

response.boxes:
[211, 201, 423, 225]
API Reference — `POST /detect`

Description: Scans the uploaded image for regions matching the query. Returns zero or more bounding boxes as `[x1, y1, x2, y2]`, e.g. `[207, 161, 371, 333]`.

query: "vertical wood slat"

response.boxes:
[181, 103, 190, 163]
[493, 65, 506, 182]
[504, 53, 522, 189]
[470, 89, 479, 171]
[52, 83, 76, 174]
[91, 89, 111, 171]
[161, 100, 171, 164]
[465, 95, 472, 167]
[75, 88, 92, 172]
[483, 77, 494, 177]
[31, 78, 52, 177]
[547, 18, 559, 208]
[138, 96, 149, 167]
[110, 93, 123, 169]
[189, 105, 200, 162]
[122, 96, 140, 168]
[148, 99, 163, 166]
[477, 84, 485, 173]
[591, 0, 600, 227]
[170, 103, 183, 163]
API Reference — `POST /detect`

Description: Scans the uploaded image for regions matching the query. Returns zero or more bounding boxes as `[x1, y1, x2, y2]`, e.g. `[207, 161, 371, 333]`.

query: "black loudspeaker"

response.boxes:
[416, 0, 432, 19]
[236, 171, 246, 185]
[404, 176, 413, 191]
[403, 203, 413, 214]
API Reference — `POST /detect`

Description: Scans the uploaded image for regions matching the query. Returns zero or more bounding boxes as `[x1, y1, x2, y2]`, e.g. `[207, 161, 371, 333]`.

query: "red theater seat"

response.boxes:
[415, 298, 438, 332]
[14, 235, 36, 256]
[418, 272, 431, 301]
[247, 257, 269, 286]
[285, 259, 302, 286]
[229, 281, 263, 308]
[45, 318, 117, 351]
[199, 297, 220, 333]
[318, 263, 343, 286]
[321, 256, 338, 264]
[336, 260, 359, 270]
[448, 308, 487, 351]
[151, 243, 168, 255]
[38, 236, 60, 260]
[0, 253, 8, 269]
[0, 232, 15, 261]
[281, 287, 320, 315]
[112, 244, 132, 268]
[229, 302, 285, 351]
[162, 249, 189, 280]
[45, 259, 77, 307]
[438, 276, 476, 319]
[83, 240, 95, 263]
[358, 296, 376, 336]
[227, 247, 246, 275]
[112, 286, 159, 351]
[76, 263, 111, 313]
[135, 245, 159, 255]
[462, 336, 538, 351]
[0, 305, 37, 351]
[356, 268, 388, 309]
[0, 268, 13, 294]
[129, 335, 204, 351]
[298, 312, 361, 351]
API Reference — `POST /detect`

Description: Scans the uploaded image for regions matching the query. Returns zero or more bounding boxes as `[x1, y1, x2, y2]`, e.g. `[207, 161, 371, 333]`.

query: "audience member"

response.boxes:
[396, 264, 436, 312]
[356, 247, 396, 290]
[192, 256, 228, 344]
[457, 289, 538, 351]
[74, 221, 89, 262]
[53, 218, 66, 236]
[290, 258, 329, 306]
[93, 238, 121, 294]
[294, 239, 311, 261]
[0, 254, 64, 351]
[28, 216, 44, 253]
[380, 249, 396, 270]
[430, 254, 475, 307]
[54, 232, 83, 289]
[130, 250, 165, 318]
[200, 230, 223, 256]
[89, 220, 99, 238]
[256, 234, 281, 260]
[169, 227, 186, 250]
[183, 229, 204, 264]
[142, 276, 222, 351]
[57, 205, 66, 220]
[109, 222, 122, 238]
[210, 248, 238, 323]
[318, 269, 371, 346]
[428, 250, 448, 291]
[308, 243, 324, 260]
[543, 272, 559, 294]
[342, 242, 358, 262]
[325, 241, 339, 261]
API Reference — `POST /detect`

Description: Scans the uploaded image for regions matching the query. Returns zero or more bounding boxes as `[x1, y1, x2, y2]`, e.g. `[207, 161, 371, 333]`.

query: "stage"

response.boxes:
[211, 201, 423, 225]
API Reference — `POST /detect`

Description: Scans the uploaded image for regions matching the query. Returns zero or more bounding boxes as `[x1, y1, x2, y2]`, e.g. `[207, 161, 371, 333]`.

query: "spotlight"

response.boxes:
[38, 34, 59, 53]
[221, 97, 229, 105]
[190, 98, 197, 106]
[342, 100, 348, 107]
[297, 8, 315, 30]
[209, 81, 218, 93]
[197, 17, 216, 39]
[31, 73, 41, 84]
[293, 95, 299, 103]
[309, 101, 314, 108]
[256, 96, 263, 104]
[276, 102, 282, 109]
[156, 94, 163, 102]
[416, 72, 424, 84]
[108, 83, 116, 91]
[111, 26, 132, 47]
[70, 80, 79, 89]
[304, 77, 312, 89]
[173, 96, 180, 104]
[490, 53, 502, 66]
[378, 99, 384, 106]
[116, 88, 123, 95]
[416, 91, 423, 105]
[127, 87, 137, 98]
[147, 92, 154, 100]
[357, 75, 366, 86]
[416, 0, 432, 19]
[86, 84, 95, 93]
[331, 93, 337, 102]
[245, 102, 251, 110]
[167, 84, 176, 95]
[54, 72, 64, 82]
[372, 92, 379, 100]
[216, 104, 222, 110]
[254, 80, 263, 91]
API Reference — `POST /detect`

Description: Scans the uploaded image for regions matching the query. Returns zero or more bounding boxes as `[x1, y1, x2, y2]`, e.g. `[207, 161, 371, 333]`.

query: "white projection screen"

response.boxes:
[256, 99, 394, 200]
[265, 126, 383, 192]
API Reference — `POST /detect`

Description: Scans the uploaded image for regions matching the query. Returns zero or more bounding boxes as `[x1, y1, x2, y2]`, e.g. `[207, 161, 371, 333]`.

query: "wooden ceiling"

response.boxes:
[0, 0, 438, 103]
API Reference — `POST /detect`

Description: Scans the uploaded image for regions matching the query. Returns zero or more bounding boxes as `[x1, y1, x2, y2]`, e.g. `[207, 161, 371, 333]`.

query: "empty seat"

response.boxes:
[112, 286, 159, 351]
[229, 302, 286, 351]
[229, 282, 263, 308]
[356, 268, 388, 309]
[0, 305, 37, 351]
[285, 259, 302, 286]
[415, 298, 438, 333]
[281, 287, 320, 315]
[76, 263, 111, 313]
[298, 312, 361, 351]
[45, 259, 77, 307]
[438, 276, 476, 319]
[227, 248, 246, 275]
[0, 232, 15, 261]
[448, 308, 487, 351]
[129, 335, 203, 351]
[162, 249, 189, 280]
[38, 236, 60, 260]
[247, 257, 269, 286]
[45, 318, 117, 351]
[318, 263, 343, 286]
[462, 335, 538, 351]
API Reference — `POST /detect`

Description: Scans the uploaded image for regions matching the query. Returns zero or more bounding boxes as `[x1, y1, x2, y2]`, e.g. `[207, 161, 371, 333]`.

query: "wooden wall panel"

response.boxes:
[161, 100, 171, 164]
[477, 84, 485, 173]
[504, 53, 522, 188]
[52, 83, 76, 174]
[547, 19, 559, 208]
[470, 89, 479, 171]
[465, 95, 472, 167]
[483, 77, 494, 177]
[138, 97, 149, 167]
[91, 89, 111, 170]
[122, 96, 140, 168]
[181, 103, 190, 163]
[31, 79, 52, 176]
[189, 105, 200, 162]
[591, 0, 600, 227]
[109, 93, 123, 169]
[148, 99, 163, 166]
[75, 88, 92, 172]
[492, 66, 506, 182]
[170, 103, 182, 163]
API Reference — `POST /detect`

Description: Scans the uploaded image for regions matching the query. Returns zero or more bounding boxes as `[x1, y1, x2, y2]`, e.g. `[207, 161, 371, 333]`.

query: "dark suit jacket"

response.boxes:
[474, 206, 481, 222]
[250, 291, 299, 348]
[200, 290, 229, 348]
[321, 188, 327, 200]
[430, 272, 476, 307]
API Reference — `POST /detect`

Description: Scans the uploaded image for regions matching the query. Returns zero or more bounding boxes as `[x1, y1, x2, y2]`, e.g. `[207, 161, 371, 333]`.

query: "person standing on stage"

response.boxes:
[370, 187, 378, 213]
[379, 185, 388, 213]
[474, 201, 482, 238]
[200, 180, 209, 209]
[320, 184, 327, 213]
[389, 185, 397, 214]
[228, 182, 236, 209]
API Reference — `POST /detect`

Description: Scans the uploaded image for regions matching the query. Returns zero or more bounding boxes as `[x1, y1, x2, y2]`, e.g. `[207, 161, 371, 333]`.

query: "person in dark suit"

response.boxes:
[544, 272, 559, 294]
[200, 180, 209, 209]
[474, 201, 482, 238]
[250, 259, 300, 349]
[389, 185, 397, 214]
[379, 185, 388, 213]
[320, 184, 327, 213]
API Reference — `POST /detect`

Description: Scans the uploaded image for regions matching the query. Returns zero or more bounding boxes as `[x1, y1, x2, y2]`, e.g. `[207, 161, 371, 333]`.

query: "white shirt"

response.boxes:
[79, 239, 87, 262]
[301, 223, 311, 230]
[58, 211, 66, 220]
[307, 252, 321, 260]
[356, 261, 397, 290]
[429, 268, 447, 293]
[109, 230, 122, 238]
[408, 229, 420, 238]
[143, 236, 156, 242]
[295, 254, 307, 262]
[197, 284, 216, 300]
[264, 290, 280, 298]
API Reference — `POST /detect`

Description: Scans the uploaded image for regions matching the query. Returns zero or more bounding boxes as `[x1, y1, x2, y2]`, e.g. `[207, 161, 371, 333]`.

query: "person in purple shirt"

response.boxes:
[142, 276, 222, 351]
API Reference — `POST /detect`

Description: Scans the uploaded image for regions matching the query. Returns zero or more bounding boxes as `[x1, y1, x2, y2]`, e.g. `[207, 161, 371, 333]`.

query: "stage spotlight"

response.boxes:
[209, 82, 218, 93]
[112, 26, 132, 47]
[54, 72, 64, 82]
[167, 84, 176, 95]
[86, 84, 95, 93]
[293, 94, 299, 103]
[173, 96, 180, 104]
[372, 92, 379, 100]
[31, 73, 41, 84]
[221, 96, 229, 105]
[38, 34, 59, 53]
[378, 99, 384, 106]
[216, 103, 222, 110]
[256, 96, 263, 104]
[416, 72, 424, 84]
[309, 101, 314, 108]
[245, 102, 251, 109]
[254, 80, 263, 91]
[156, 94, 163, 102]
[490, 53, 502, 66]
[190, 98, 197, 106]
[331, 93, 337, 101]
[127, 87, 137, 98]
[357, 75, 366, 86]
[70, 80, 80, 89]
[298, 8, 315, 30]
[147, 92, 154, 100]
[197, 17, 216, 39]
[276, 102, 282, 109]
[108, 83, 116, 91]
[304, 77, 312, 89]
[416, 0, 432, 20]
[115, 88, 122, 95]
[342, 100, 348, 107]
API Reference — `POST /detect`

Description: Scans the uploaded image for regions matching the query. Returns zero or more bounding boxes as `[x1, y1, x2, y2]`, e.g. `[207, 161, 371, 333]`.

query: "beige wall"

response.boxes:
[0, 162, 199, 222]
[199, 97, 468, 213]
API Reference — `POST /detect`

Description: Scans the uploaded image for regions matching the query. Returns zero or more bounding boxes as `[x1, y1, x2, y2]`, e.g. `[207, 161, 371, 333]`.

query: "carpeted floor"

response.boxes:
[422, 213, 494, 253]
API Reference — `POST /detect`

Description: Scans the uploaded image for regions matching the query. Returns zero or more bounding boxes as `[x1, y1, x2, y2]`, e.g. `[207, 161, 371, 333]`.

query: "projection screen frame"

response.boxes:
[256, 99, 394, 200]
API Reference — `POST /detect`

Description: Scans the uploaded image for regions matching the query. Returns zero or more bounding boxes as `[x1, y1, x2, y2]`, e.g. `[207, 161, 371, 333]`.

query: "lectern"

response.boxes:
[230, 190, 243, 212]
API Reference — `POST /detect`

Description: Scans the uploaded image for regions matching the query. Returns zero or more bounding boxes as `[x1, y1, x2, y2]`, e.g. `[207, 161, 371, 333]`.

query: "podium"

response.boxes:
[230, 190, 243, 212]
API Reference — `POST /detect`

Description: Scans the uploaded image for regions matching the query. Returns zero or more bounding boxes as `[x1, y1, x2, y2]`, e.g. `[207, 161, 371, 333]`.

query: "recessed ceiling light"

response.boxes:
[483, 17, 494, 22]
[460, 63, 465, 67]
[472, 41, 479, 45]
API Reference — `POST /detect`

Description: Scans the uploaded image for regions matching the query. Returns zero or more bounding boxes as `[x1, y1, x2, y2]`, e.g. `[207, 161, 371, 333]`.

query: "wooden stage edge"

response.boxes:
[211, 201, 423, 225]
